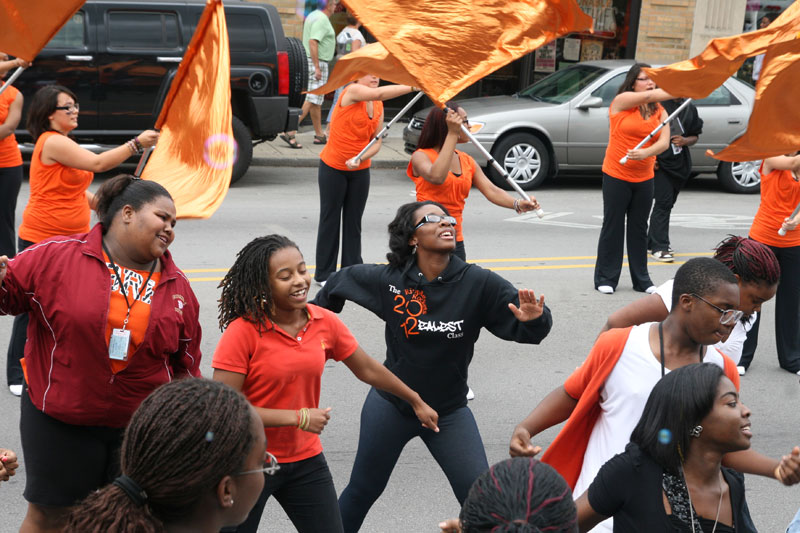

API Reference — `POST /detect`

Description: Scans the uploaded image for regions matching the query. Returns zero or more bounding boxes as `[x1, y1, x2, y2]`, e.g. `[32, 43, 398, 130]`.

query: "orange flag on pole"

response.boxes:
[141, 0, 233, 219]
[0, 0, 84, 62]
[331, 0, 592, 107]
[644, 1, 800, 99]
[309, 42, 417, 95]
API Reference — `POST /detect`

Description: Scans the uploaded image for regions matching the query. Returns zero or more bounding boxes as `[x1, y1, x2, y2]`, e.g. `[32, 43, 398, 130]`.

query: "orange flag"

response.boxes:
[310, 42, 417, 95]
[644, 1, 800, 99]
[329, 0, 591, 107]
[141, 0, 233, 219]
[710, 38, 800, 162]
[0, 0, 84, 62]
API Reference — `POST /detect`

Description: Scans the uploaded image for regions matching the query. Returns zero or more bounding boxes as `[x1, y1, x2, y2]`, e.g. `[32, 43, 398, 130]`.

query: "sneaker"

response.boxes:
[737, 366, 746, 376]
[9, 384, 22, 397]
[645, 286, 658, 294]
[651, 250, 674, 262]
[596, 285, 614, 294]
[466, 387, 475, 401]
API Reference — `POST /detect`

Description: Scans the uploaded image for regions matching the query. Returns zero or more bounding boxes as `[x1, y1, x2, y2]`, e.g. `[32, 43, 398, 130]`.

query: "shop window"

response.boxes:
[46, 12, 86, 49]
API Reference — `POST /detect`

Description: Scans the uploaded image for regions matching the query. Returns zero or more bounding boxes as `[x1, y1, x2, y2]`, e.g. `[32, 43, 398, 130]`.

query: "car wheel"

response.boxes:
[488, 133, 551, 191]
[231, 116, 253, 185]
[286, 37, 308, 109]
[716, 160, 761, 194]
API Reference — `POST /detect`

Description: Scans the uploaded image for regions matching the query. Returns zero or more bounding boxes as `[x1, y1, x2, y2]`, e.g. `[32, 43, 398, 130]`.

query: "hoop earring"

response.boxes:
[689, 425, 703, 438]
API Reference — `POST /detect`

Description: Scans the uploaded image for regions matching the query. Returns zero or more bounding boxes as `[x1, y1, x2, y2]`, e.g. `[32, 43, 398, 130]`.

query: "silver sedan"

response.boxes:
[403, 60, 761, 193]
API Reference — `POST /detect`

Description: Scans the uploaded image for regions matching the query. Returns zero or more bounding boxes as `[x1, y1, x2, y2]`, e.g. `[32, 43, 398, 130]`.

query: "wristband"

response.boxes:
[775, 465, 785, 484]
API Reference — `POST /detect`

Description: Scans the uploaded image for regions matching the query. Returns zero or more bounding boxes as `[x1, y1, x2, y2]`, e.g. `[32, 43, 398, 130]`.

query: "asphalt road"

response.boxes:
[1, 167, 798, 532]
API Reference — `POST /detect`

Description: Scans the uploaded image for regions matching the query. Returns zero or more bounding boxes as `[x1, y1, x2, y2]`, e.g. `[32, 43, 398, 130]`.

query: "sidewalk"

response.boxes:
[251, 124, 411, 169]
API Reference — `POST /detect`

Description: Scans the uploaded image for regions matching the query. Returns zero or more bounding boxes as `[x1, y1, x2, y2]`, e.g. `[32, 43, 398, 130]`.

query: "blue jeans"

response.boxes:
[788, 506, 800, 533]
[338, 388, 489, 532]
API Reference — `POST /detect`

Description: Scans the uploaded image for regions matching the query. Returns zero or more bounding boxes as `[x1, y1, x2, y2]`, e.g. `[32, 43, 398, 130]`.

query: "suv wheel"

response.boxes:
[716, 160, 761, 194]
[488, 133, 551, 191]
[231, 116, 253, 185]
[286, 37, 309, 108]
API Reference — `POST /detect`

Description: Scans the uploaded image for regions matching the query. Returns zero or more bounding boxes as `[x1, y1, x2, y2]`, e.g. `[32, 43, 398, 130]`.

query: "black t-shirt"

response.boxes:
[656, 99, 703, 181]
[587, 443, 757, 532]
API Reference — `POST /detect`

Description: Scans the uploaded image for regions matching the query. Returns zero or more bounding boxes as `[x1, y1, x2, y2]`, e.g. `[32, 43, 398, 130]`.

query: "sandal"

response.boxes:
[313, 134, 327, 145]
[279, 133, 302, 149]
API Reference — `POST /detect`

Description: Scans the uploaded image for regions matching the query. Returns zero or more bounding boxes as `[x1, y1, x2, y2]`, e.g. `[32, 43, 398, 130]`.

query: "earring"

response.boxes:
[228, 499, 234, 505]
[412, 244, 417, 255]
[689, 425, 703, 438]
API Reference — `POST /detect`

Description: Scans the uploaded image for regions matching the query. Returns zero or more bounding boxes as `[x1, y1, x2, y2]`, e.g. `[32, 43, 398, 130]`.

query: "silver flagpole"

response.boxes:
[353, 91, 424, 162]
[778, 202, 800, 236]
[619, 98, 693, 165]
[134, 146, 155, 177]
[0, 66, 27, 97]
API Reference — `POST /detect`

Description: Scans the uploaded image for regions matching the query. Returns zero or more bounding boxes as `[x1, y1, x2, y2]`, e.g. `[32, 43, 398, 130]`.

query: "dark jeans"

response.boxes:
[594, 174, 654, 291]
[739, 243, 800, 372]
[315, 160, 370, 282]
[6, 237, 34, 387]
[647, 168, 685, 253]
[226, 452, 343, 533]
[0, 165, 23, 258]
[338, 388, 489, 533]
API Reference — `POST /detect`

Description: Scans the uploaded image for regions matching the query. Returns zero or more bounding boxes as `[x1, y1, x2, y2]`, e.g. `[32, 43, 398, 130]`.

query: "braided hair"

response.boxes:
[713, 235, 780, 285]
[65, 379, 256, 533]
[386, 200, 451, 268]
[218, 234, 298, 332]
[459, 457, 578, 533]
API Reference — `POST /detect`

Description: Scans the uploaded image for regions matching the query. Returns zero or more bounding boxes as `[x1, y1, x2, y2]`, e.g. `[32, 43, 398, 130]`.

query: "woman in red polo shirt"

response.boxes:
[212, 234, 437, 533]
[594, 63, 674, 295]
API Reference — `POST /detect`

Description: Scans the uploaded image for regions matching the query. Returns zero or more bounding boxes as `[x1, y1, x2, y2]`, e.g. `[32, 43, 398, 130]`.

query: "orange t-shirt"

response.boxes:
[19, 131, 94, 243]
[750, 167, 800, 248]
[211, 305, 358, 463]
[0, 85, 22, 168]
[601, 104, 663, 182]
[103, 253, 161, 374]
[407, 148, 476, 242]
[320, 85, 383, 171]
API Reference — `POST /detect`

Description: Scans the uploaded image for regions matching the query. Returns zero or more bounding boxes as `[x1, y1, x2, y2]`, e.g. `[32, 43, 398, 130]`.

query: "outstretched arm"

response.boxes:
[509, 386, 578, 457]
[576, 492, 608, 533]
[599, 293, 668, 338]
[610, 88, 674, 114]
[723, 446, 800, 485]
[343, 82, 416, 104]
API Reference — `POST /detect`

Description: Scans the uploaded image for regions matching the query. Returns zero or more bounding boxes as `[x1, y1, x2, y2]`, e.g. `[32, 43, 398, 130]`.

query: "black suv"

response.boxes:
[13, 0, 308, 183]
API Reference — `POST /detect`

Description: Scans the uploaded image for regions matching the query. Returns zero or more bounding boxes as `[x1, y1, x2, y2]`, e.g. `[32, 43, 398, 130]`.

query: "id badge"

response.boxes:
[671, 143, 683, 155]
[109, 328, 131, 361]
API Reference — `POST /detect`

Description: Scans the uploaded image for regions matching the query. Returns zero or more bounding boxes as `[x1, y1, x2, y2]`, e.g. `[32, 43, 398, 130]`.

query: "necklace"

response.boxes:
[681, 465, 723, 533]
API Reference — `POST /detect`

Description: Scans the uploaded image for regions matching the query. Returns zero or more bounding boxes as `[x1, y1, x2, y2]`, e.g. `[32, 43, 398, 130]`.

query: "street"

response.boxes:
[1, 165, 798, 532]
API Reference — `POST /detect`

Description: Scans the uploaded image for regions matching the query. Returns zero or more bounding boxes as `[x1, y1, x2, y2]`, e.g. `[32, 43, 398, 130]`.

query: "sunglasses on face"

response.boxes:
[414, 214, 457, 231]
[691, 293, 743, 325]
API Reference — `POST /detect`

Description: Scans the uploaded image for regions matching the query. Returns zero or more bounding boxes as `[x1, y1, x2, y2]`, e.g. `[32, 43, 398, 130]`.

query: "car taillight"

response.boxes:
[277, 51, 289, 96]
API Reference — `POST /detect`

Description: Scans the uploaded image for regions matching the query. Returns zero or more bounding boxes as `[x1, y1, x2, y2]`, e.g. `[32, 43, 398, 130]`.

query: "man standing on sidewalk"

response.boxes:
[647, 98, 703, 262]
[280, 0, 338, 149]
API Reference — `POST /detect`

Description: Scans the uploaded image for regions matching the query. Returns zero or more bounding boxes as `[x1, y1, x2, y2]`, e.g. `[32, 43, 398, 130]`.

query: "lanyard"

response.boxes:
[102, 241, 157, 330]
[658, 322, 704, 377]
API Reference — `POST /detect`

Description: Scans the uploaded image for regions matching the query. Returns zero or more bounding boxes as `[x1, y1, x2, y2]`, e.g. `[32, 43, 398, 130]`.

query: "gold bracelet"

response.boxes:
[775, 465, 785, 484]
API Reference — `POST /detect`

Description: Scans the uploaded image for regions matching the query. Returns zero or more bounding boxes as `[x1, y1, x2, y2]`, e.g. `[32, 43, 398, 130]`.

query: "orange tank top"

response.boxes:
[0, 85, 22, 168]
[320, 85, 383, 171]
[601, 104, 663, 183]
[407, 148, 476, 242]
[750, 166, 800, 248]
[19, 131, 94, 243]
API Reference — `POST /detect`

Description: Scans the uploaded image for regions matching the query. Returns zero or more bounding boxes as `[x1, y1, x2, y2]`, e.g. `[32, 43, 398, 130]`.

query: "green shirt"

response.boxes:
[303, 10, 335, 62]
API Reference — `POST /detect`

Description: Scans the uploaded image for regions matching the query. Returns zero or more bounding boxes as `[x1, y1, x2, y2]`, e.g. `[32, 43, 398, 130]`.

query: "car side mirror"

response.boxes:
[576, 96, 603, 109]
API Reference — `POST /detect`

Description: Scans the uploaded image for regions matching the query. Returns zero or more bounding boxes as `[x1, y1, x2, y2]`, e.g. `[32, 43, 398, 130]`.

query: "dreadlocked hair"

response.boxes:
[65, 379, 255, 533]
[386, 200, 451, 268]
[713, 235, 780, 285]
[218, 234, 299, 332]
[459, 457, 578, 533]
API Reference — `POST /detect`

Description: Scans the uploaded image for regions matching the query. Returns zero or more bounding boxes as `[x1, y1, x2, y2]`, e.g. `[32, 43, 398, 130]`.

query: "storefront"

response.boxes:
[736, 0, 792, 82]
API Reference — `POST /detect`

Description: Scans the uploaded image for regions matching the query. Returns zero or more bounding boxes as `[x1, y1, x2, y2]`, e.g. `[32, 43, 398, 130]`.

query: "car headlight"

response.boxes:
[468, 121, 485, 134]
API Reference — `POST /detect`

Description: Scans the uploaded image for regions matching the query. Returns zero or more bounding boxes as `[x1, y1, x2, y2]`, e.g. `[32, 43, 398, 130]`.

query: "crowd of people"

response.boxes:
[1, 7, 800, 531]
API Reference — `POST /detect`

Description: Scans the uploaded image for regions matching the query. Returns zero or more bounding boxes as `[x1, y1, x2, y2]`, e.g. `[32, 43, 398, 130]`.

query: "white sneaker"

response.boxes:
[9, 384, 22, 397]
[645, 286, 658, 294]
[466, 387, 475, 401]
[596, 285, 614, 294]
[651, 250, 674, 263]
[737, 366, 746, 376]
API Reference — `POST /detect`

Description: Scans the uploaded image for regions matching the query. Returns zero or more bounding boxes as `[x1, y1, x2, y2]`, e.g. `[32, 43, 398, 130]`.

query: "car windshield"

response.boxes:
[518, 65, 608, 104]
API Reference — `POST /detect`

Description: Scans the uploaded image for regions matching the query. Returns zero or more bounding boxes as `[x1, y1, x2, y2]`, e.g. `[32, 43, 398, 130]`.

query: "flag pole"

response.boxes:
[134, 146, 155, 177]
[459, 124, 544, 218]
[778, 203, 800, 236]
[0, 66, 27, 97]
[619, 98, 693, 165]
[353, 91, 424, 162]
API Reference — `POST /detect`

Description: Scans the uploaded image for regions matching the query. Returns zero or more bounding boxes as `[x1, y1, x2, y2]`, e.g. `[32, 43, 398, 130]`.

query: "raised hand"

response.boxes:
[508, 289, 545, 322]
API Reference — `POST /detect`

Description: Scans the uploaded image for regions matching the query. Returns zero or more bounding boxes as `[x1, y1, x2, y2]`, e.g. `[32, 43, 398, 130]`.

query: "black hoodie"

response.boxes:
[312, 256, 552, 416]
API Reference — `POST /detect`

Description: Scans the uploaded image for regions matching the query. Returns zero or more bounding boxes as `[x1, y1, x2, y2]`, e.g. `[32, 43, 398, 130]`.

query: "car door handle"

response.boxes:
[157, 57, 182, 63]
[66, 55, 93, 61]
[727, 119, 742, 124]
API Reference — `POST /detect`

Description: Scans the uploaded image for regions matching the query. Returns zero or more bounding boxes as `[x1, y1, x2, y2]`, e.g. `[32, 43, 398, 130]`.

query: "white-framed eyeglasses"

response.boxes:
[234, 451, 280, 477]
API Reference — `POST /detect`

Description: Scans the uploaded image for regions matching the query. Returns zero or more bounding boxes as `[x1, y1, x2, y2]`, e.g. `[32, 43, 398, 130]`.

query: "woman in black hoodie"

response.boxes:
[313, 200, 553, 532]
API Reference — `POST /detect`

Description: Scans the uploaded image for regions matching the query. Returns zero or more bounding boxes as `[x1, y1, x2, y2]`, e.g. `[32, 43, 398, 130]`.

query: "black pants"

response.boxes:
[594, 174, 654, 291]
[0, 165, 23, 258]
[739, 243, 800, 373]
[315, 161, 370, 282]
[647, 169, 685, 253]
[6, 237, 33, 387]
[226, 453, 343, 533]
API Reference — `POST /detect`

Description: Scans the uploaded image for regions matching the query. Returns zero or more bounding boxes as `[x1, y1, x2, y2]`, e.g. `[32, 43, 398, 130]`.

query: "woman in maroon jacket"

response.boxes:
[0, 174, 201, 533]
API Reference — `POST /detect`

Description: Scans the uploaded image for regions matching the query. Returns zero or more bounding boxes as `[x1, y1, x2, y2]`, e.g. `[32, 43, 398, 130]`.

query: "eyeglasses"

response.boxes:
[234, 451, 280, 477]
[690, 293, 743, 325]
[55, 103, 80, 114]
[414, 214, 457, 231]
